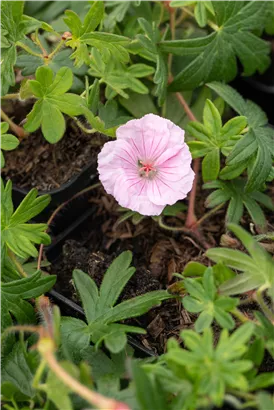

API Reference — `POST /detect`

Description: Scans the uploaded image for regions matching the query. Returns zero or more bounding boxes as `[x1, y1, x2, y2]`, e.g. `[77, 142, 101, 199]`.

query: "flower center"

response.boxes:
[138, 160, 157, 179]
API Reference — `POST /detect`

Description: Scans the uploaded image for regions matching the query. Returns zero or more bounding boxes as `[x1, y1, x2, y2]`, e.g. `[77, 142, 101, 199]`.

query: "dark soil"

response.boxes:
[46, 181, 234, 353]
[2, 100, 108, 191]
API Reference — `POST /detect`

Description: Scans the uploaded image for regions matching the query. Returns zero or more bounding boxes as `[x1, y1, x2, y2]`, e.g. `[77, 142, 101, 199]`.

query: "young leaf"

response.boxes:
[71, 253, 171, 353]
[204, 178, 274, 231]
[207, 82, 274, 192]
[206, 224, 274, 295]
[24, 66, 86, 143]
[161, 2, 271, 91]
[187, 99, 247, 183]
[165, 324, 254, 406]
[1, 180, 51, 259]
[182, 267, 238, 332]
[2, 270, 56, 331]
[1, 122, 19, 167]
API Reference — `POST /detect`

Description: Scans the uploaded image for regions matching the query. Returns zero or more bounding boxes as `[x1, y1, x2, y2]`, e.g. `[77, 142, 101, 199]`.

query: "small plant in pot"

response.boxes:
[1, 1, 274, 410]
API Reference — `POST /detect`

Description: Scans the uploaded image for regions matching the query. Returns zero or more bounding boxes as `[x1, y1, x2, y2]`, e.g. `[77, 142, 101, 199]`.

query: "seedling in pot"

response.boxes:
[60, 251, 172, 355]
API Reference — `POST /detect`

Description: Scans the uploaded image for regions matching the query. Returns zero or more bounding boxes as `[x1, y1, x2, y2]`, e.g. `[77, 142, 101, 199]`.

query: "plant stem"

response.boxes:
[7, 249, 28, 278]
[158, 215, 191, 234]
[175, 92, 198, 122]
[168, 8, 176, 73]
[1, 109, 29, 139]
[256, 287, 274, 322]
[37, 183, 100, 270]
[16, 41, 43, 59]
[73, 117, 96, 134]
[33, 359, 47, 389]
[47, 39, 65, 61]
[41, 349, 129, 410]
[192, 203, 225, 228]
[1, 93, 20, 100]
[231, 308, 250, 323]
[185, 158, 200, 228]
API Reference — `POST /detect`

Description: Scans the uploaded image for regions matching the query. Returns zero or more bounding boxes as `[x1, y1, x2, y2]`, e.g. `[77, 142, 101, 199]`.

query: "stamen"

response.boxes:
[138, 160, 156, 178]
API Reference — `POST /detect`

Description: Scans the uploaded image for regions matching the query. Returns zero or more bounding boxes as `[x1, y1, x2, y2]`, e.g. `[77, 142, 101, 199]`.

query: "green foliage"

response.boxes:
[1, 180, 51, 258]
[170, 1, 215, 28]
[2, 270, 56, 331]
[24, 66, 86, 143]
[164, 323, 254, 407]
[187, 99, 247, 182]
[204, 179, 274, 230]
[1, 1, 27, 95]
[0, 122, 19, 168]
[161, 1, 271, 90]
[16, 42, 88, 92]
[88, 48, 154, 98]
[207, 82, 274, 192]
[206, 224, 274, 295]
[182, 267, 238, 332]
[61, 251, 171, 354]
[1, 342, 36, 400]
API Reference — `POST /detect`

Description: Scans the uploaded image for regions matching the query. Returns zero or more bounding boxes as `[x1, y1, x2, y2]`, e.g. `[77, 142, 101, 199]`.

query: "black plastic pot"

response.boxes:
[12, 162, 97, 222]
[44, 193, 156, 358]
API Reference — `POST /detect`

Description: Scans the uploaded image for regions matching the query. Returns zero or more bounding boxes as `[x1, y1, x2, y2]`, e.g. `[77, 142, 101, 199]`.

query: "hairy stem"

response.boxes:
[16, 41, 43, 58]
[7, 249, 28, 278]
[1, 109, 29, 139]
[231, 308, 251, 323]
[73, 117, 96, 134]
[1, 93, 20, 100]
[47, 39, 65, 61]
[41, 349, 129, 410]
[37, 183, 100, 270]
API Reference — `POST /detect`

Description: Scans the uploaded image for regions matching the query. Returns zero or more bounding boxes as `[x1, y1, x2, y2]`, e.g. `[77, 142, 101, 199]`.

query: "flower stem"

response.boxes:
[7, 249, 28, 278]
[175, 92, 197, 122]
[41, 348, 129, 410]
[1, 109, 29, 139]
[185, 158, 200, 228]
[158, 215, 191, 234]
[256, 286, 274, 322]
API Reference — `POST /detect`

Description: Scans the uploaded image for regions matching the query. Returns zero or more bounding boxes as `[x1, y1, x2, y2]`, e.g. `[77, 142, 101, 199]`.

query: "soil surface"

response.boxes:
[48, 182, 274, 355]
[2, 100, 107, 191]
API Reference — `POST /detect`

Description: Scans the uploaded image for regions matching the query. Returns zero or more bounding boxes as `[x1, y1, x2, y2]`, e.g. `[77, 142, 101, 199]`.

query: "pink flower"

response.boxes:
[98, 114, 195, 216]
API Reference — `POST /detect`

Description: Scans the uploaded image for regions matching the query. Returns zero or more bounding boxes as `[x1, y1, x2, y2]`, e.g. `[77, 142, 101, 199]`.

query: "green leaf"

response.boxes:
[40, 361, 79, 410]
[73, 269, 99, 323]
[163, 2, 271, 91]
[163, 202, 187, 216]
[256, 392, 274, 410]
[202, 148, 220, 182]
[207, 83, 273, 191]
[100, 290, 171, 324]
[60, 317, 90, 363]
[1, 342, 35, 399]
[24, 66, 86, 143]
[2, 271, 56, 331]
[1, 122, 19, 168]
[183, 267, 237, 332]
[119, 92, 157, 118]
[208, 224, 274, 294]
[204, 179, 272, 230]
[99, 251, 136, 312]
[1, 181, 51, 258]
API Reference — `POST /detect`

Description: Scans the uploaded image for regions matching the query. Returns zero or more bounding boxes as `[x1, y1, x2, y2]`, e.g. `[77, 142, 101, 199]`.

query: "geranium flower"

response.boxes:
[98, 114, 195, 216]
